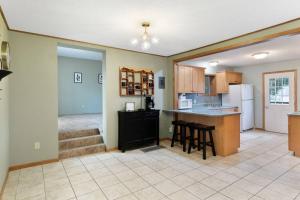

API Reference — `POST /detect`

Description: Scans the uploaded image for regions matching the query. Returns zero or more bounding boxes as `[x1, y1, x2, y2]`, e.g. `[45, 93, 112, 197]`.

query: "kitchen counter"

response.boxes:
[165, 106, 241, 156]
[163, 107, 240, 117]
[288, 112, 300, 116]
[288, 114, 300, 157]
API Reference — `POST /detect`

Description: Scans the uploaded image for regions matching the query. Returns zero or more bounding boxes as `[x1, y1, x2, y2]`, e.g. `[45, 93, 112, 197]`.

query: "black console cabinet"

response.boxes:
[118, 110, 160, 152]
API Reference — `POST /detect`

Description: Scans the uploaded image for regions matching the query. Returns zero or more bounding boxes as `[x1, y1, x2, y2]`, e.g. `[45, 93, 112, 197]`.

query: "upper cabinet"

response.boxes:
[216, 71, 242, 93]
[177, 65, 205, 93]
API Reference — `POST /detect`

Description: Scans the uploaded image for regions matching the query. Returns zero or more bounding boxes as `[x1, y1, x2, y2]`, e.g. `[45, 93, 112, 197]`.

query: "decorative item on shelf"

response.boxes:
[119, 67, 154, 96]
[98, 73, 103, 84]
[1, 41, 10, 70]
[125, 102, 135, 112]
[0, 41, 12, 81]
[74, 72, 82, 83]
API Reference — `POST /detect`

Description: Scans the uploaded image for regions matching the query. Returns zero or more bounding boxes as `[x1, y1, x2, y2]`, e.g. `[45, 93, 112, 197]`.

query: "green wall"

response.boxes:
[58, 56, 102, 115]
[9, 31, 172, 165]
[0, 15, 10, 190]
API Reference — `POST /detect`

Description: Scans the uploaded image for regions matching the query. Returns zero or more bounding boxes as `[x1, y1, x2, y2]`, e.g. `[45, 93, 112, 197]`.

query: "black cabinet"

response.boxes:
[118, 110, 160, 152]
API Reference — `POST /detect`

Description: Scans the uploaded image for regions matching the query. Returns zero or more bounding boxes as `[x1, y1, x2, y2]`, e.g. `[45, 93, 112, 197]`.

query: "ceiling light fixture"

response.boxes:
[209, 61, 219, 67]
[252, 52, 269, 60]
[131, 22, 159, 50]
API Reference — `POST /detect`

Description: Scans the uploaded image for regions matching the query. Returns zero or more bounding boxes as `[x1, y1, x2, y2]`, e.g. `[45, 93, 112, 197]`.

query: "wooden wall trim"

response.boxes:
[173, 27, 300, 63]
[9, 158, 59, 171]
[262, 70, 297, 130]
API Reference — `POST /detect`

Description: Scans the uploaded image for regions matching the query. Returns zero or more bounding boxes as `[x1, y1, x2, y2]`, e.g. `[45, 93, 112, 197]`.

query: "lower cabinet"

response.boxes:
[118, 110, 160, 152]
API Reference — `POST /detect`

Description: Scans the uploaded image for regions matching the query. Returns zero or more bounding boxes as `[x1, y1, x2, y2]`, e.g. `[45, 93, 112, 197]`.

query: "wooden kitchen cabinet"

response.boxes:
[192, 67, 205, 93]
[177, 65, 205, 93]
[216, 71, 242, 93]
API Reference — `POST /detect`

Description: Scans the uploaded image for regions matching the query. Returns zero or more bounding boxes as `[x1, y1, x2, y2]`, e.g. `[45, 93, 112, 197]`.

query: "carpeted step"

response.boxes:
[59, 144, 106, 159]
[59, 128, 100, 140]
[59, 135, 103, 151]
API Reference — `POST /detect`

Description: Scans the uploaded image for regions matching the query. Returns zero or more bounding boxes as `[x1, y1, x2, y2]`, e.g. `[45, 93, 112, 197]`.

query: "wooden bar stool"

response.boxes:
[171, 120, 188, 152]
[187, 123, 216, 160]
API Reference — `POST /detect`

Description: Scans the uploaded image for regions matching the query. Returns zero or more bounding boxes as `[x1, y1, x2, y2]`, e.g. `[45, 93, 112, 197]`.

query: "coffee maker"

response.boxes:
[145, 96, 155, 110]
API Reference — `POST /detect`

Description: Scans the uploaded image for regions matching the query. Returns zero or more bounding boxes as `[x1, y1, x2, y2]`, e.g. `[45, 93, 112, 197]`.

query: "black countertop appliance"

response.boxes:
[145, 95, 155, 110]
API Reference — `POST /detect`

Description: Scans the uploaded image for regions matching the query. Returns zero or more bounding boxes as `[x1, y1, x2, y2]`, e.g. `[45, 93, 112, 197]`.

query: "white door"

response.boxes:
[264, 71, 295, 133]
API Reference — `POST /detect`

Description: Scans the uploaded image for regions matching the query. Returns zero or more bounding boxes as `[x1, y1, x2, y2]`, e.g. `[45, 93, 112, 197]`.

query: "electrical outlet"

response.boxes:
[34, 142, 40, 150]
[169, 125, 173, 133]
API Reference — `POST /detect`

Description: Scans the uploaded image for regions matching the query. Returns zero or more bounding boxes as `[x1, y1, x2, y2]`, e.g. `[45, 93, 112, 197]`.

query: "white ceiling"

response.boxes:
[180, 34, 300, 68]
[57, 46, 103, 61]
[2, 0, 300, 56]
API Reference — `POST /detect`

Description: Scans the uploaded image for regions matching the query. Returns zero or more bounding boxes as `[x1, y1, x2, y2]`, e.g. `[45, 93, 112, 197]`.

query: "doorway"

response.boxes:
[263, 70, 297, 133]
[57, 44, 105, 158]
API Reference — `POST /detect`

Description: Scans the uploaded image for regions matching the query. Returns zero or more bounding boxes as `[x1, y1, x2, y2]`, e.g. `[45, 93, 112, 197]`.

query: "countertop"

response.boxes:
[163, 106, 241, 117]
[288, 112, 300, 116]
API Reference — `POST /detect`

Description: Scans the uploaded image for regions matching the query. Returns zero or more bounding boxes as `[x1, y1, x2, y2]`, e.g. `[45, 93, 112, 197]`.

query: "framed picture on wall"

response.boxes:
[98, 73, 103, 84]
[74, 72, 82, 83]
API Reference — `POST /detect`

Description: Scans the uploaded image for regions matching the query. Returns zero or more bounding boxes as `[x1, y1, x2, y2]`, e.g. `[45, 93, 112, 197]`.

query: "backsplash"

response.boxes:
[184, 93, 222, 107]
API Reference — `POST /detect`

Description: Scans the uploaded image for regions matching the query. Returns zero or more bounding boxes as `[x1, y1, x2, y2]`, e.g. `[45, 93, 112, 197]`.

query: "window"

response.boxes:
[269, 77, 289, 105]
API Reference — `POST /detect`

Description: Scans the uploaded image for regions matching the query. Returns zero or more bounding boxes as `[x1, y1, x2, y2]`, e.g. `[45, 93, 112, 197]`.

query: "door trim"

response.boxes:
[262, 70, 297, 130]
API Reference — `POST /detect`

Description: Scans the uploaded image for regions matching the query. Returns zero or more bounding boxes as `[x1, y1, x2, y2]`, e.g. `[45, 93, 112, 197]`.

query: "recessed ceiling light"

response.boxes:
[209, 61, 219, 67]
[252, 52, 269, 59]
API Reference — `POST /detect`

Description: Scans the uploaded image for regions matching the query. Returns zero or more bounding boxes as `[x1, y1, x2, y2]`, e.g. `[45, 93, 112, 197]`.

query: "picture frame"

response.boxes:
[74, 72, 82, 83]
[98, 73, 103, 84]
[125, 102, 135, 112]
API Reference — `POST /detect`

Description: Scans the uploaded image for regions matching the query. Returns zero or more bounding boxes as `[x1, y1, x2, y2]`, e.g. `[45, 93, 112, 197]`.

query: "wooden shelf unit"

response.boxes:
[120, 67, 154, 96]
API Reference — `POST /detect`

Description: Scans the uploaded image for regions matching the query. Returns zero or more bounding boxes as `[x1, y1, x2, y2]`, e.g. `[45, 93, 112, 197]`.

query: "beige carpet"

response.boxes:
[58, 113, 102, 133]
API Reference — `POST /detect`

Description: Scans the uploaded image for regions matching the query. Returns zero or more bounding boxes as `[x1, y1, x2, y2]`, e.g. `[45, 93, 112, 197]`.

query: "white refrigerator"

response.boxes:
[222, 84, 254, 132]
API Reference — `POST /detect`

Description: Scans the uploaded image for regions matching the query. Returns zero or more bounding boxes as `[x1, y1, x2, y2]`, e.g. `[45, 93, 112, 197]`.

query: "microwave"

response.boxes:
[178, 99, 193, 109]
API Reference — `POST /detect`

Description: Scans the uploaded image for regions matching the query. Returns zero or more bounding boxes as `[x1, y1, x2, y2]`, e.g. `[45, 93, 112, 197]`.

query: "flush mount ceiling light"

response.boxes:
[131, 22, 159, 50]
[209, 61, 219, 67]
[252, 52, 269, 59]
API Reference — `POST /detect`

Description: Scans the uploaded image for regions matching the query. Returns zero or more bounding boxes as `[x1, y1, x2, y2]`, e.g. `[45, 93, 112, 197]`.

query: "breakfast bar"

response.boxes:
[164, 108, 241, 156]
[288, 112, 300, 157]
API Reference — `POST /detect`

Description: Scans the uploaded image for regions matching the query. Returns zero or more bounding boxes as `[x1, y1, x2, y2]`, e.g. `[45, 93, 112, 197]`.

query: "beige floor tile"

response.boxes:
[45, 177, 70, 190]
[158, 167, 181, 178]
[116, 194, 138, 200]
[124, 160, 144, 169]
[186, 183, 216, 199]
[115, 170, 139, 182]
[102, 183, 130, 200]
[170, 174, 196, 188]
[95, 174, 120, 188]
[123, 177, 150, 192]
[220, 185, 253, 200]
[184, 169, 209, 182]
[232, 179, 264, 194]
[205, 193, 231, 200]
[201, 176, 230, 191]
[16, 184, 44, 200]
[77, 190, 107, 200]
[154, 180, 181, 196]
[133, 166, 154, 176]
[65, 165, 87, 176]
[134, 187, 164, 200]
[142, 172, 166, 185]
[89, 167, 112, 178]
[72, 180, 100, 196]
[168, 189, 199, 200]
[69, 172, 92, 185]
[84, 161, 105, 171]
[46, 184, 75, 200]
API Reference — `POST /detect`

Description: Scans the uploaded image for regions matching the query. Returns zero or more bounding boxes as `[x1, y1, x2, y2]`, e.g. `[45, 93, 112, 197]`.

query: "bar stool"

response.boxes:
[187, 123, 216, 160]
[171, 120, 188, 152]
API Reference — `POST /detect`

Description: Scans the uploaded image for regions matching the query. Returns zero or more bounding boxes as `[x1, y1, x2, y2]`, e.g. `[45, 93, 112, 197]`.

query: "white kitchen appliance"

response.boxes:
[178, 94, 193, 109]
[222, 84, 254, 132]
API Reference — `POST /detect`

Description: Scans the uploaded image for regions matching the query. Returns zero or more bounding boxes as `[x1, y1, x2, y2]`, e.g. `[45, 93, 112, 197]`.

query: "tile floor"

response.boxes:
[2, 130, 300, 200]
[58, 114, 103, 133]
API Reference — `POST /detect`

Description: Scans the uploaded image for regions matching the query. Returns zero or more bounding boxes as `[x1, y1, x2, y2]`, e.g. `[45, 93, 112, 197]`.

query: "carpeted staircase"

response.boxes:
[59, 128, 106, 159]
